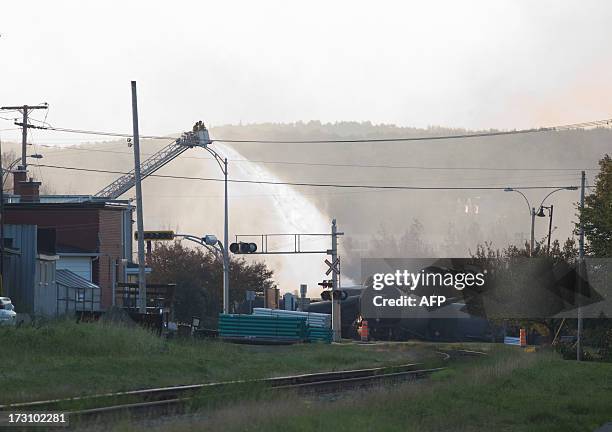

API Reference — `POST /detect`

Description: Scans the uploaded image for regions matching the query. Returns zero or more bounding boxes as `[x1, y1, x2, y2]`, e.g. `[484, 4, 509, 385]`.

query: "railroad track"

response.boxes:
[1, 348, 486, 427]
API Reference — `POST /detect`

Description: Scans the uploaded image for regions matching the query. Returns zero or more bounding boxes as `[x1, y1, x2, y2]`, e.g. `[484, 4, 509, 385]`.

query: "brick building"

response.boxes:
[4, 169, 134, 309]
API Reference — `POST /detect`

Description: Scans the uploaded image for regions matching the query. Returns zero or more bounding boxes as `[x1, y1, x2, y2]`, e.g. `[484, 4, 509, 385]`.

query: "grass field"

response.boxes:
[135, 346, 612, 432]
[0, 320, 438, 404]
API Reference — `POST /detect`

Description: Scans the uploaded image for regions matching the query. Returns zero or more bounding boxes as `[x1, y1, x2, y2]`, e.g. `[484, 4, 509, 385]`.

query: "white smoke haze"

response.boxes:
[3, 124, 609, 296]
[2, 0, 612, 295]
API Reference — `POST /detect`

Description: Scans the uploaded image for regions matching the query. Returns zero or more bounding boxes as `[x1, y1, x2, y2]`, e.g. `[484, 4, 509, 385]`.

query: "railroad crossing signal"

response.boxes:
[325, 258, 340, 276]
[134, 230, 175, 241]
[229, 242, 258, 254]
[318, 279, 333, 288]
[321, 290, 348, 301]
[319, 279, 348, 301]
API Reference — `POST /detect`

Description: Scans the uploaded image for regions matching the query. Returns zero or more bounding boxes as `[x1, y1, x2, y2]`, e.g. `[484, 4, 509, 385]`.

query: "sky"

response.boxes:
[1, 1, 610, 293]
[1, 0, 612, 144]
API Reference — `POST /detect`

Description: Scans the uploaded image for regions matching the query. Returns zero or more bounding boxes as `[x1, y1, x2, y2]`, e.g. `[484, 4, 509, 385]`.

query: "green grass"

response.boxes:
[145, 347, 612, 432]
[0, 320, 436, 404]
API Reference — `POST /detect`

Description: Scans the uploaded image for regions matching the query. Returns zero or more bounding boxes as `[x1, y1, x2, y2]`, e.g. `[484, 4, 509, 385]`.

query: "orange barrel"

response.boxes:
[520, 328, 527, 347]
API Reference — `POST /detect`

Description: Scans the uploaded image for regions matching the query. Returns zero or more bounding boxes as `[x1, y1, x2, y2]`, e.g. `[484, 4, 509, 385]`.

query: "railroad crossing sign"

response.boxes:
[325, 258, 340, 276]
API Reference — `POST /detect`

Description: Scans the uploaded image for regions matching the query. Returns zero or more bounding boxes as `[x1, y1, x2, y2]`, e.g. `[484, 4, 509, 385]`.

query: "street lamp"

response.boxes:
[174, 232, 228, 310]
[192, 123, 230, 314]
[537, 205, 553, 253]
[203, 234, 225, 263]
[2, 154, 44, 187]
[504, 186, 577, 256]
[202, 149, 229, 315]
[536, 187, 578, 254]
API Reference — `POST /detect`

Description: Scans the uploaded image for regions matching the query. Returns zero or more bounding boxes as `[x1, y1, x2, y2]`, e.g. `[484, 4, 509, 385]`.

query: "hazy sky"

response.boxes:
[1, 0, 612, 143]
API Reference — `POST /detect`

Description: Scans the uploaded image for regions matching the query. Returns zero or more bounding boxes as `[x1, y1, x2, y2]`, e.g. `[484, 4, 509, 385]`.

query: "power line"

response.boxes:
[211, 119, 612, 143]
[5, 122, 175, 140]
[3, 117, 612, 143]
[32, 163, 582, 191]
[34, 143, 600, 172]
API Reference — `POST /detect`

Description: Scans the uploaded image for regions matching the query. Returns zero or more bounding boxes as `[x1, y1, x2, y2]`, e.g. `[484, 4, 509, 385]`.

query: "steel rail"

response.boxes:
[1, 349, 487, 426]
[64, 367, 448, 424]
[0, 363, 422, 411]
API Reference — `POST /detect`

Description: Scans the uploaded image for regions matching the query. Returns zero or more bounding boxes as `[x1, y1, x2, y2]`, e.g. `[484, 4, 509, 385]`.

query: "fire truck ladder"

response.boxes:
[94, 128, 212, 199]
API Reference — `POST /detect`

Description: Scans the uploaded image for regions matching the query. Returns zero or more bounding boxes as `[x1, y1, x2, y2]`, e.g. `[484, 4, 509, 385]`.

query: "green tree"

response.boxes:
[471, 238, 578, 339]
[579, 154, 612, 257]
[148, 242, 276, 327]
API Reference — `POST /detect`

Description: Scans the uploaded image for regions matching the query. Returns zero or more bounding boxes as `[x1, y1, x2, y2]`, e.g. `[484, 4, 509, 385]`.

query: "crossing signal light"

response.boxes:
[135, 231, 175, 241]
[229, 242, 258, 254]
[319, 280, 347, 301]
[320, 290, 348, 301]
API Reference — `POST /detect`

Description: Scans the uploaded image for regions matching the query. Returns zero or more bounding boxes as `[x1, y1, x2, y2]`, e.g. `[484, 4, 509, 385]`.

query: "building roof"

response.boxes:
[5, 197, 132, 210]
[56, 269, 100, 290]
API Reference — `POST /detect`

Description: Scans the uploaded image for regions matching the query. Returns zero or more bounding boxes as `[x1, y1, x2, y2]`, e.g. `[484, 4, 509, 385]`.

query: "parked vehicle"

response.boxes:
[0, 297, 17, 326]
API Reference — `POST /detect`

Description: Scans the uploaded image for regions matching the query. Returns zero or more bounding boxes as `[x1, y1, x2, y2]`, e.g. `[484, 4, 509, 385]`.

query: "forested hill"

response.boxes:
[4, 122, 612, 281]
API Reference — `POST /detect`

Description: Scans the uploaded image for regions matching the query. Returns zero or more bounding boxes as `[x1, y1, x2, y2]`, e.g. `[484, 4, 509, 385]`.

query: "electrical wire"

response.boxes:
[34, 143, 600, 172]
[2, 122, 175, 140]
[210, 119, 612, 143]
[3, 117, 612, 143]
[31, 163, 582, 191]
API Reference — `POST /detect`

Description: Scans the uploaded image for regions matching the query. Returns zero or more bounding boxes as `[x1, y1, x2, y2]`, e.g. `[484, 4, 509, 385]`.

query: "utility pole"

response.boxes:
[530, 207, 536, 256]
[0, 104, 48, 170]
[0, 137, 4, 297]
[223, 157, 229, 314]
[547, 204, 554, 254]
[331, 219, 343, 342]
[577, 170, 586, 361]
[130, 81, 147, 314]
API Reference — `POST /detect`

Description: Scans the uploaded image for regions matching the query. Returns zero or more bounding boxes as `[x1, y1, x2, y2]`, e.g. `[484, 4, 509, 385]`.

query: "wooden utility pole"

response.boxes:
[331, 219, 343, 342]
[577, 170, 586, 361]
[0, 137, 4, 296]
[0, 104, 48, 169]
[130, 82, 147, 314]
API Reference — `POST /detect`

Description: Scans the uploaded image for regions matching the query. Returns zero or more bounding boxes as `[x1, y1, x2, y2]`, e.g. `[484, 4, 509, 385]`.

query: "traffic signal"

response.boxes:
[229, 242, 258, 254]
[134, 231, 175, 241]
[321, 290, 348, 301]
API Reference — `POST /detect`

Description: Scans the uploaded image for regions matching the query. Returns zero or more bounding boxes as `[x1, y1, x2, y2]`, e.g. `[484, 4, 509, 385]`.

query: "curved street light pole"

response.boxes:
[537, 187, 577, 210]
[2, 154, 44, 187]
[505, 186, 578, 256]
[202, 145, 230, 314]
[504, 188, 535, 256]
[537, 187, 578, 254]
[175, 232, 227, 313]
[175, 234, 223, 261]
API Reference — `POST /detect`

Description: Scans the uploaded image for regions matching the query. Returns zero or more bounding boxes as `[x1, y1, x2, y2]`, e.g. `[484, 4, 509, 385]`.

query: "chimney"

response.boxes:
[13, 168, 41, 203]
[19, 179, 41, 203]
[12, 168, 27, 194]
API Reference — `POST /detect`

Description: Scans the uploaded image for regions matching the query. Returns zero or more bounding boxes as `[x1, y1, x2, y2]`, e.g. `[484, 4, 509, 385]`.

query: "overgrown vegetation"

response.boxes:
[148, 242, 276, 326]
[138, 347, 612, 432]
[0, 320, 436, 404]
[579, 154, 612, 257]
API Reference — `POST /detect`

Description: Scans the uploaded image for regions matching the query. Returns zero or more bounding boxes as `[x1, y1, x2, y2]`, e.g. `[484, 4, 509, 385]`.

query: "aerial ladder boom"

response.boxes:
[94, 127, 211, 199]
